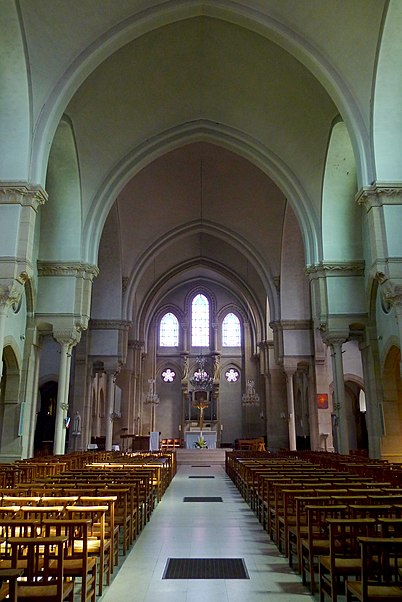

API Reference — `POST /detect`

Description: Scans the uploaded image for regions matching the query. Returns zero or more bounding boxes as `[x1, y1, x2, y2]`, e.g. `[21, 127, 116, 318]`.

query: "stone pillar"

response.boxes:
[212, 321, 218, 352]
[53, 340, 71, 455]
[182, 320, 189, 353]
[105, 371, 116, 451]
[130, 341, 144, 435]
[327, 335, 349, 454]
[53, 331, 80, 455]
[20, 328, 41, 459]
[284, 366, 297, 451]
[358, 329, 383, 459]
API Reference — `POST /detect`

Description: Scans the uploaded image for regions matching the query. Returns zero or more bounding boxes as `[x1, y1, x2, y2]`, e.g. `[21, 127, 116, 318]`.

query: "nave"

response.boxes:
[101, 463, 313, 602]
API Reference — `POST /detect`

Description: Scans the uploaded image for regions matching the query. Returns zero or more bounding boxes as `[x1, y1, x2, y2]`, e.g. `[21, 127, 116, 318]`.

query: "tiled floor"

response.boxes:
[100, 464, 315, 602]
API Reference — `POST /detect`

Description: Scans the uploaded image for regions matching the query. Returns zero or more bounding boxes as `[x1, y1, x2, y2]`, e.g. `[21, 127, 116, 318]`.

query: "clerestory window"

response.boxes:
[160, 312, 179, 347]
[191, 294, 209, 347]
[222, 312, 241, 347]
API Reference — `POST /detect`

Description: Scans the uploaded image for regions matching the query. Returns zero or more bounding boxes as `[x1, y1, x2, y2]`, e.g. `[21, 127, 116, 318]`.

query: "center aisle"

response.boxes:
[101, 464, 315, 602]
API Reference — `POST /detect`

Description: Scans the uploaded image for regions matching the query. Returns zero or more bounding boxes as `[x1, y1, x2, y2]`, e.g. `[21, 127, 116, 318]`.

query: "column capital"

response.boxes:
[128, 339, 144, 350]
[305, 261, 365, 280]
[53, 329, 81, 348]
[38, 261, 99, 281]
[283, 362, 298, 377]
[323, 334, 348, 348]
[355, 182, 402, 212]
[0, 182, 47, 212]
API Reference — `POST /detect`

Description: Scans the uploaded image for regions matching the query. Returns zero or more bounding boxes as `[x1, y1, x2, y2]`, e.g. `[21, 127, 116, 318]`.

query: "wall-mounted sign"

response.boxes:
[317, 393, 329, 409]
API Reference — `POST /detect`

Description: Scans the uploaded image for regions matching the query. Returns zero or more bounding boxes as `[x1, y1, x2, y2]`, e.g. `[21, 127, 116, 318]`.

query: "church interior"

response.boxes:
[1, 1, 402, 600]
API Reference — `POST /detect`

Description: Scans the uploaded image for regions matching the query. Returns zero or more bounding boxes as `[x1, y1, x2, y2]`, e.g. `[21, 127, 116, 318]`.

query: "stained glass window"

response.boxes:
[191, 294, 209, 347]
[222, 312, 241, 347]
[162, 368, 176, 382]
[225, 368, 239, 382]
[160, 312, 179, 347]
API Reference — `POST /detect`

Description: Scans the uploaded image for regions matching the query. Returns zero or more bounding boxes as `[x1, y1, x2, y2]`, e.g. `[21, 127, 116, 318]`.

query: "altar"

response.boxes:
[185, 431, 217, 449]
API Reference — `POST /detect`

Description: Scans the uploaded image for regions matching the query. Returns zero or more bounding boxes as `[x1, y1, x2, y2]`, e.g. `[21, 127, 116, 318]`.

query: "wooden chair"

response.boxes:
[319, 518, 376, 602]
[79, 496, 118, 569]
[8, 535, 74, 601]
[66, 505, 110, 596]
[301, 504, 347, 594]
[0, 567, 23, 601]
[0, 519, 40, 569]
[346, 537, 402, 601]
[44, 519, 96, 602]
[288, 495, 332, 574]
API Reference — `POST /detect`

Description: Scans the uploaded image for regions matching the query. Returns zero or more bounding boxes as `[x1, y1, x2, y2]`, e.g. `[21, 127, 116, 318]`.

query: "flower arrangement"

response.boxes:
[194, 435, 208, 448]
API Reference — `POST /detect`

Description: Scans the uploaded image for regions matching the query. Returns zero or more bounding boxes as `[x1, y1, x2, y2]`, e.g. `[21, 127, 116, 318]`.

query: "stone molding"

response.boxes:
[128, 339, 144, 350]
[90, 319, 132, 331]
[280, 319, 313, 330]
[38, 261, 99, 280]
[0, 183, 47, 211]
[356, 183, 402, 211]
[305, 261, 365, 279]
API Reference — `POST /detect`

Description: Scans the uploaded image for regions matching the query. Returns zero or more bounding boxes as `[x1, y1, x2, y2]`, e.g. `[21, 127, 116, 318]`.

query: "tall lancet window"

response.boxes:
[160, 312, 179, 347]
[191, 294, 210, 347]
[222, 312, 241, 347]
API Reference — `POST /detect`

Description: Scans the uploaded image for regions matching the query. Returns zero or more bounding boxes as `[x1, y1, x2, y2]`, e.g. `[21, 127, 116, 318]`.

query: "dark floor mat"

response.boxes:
[183, 497, 223, 502]
[163, 558, 249, 579]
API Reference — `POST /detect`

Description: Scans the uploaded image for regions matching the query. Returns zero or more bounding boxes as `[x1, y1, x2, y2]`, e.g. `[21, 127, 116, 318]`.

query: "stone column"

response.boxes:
[20, 328, 41, 459]
[130, 341, 144, 435]
[53, 331, 80, 455]
[105, 371, 116, 451]
[212, 321, 218, 352]
[284, 366, 297, 451]
[327, 335, 349, 454]
[53, 340, 71, 455]
[359, 329, 383, 459]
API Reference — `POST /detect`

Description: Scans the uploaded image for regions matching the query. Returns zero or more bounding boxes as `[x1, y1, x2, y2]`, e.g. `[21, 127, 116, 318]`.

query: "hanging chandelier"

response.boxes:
[189, 355, 214, 391]
[242, 379, 260, 406]
[144, 378, 159, 405]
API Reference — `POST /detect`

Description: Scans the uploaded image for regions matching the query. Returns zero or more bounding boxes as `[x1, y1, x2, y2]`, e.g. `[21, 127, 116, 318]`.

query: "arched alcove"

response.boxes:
[0, 345, 21, 458]
[33, 380, 57, 456]
[381, 345, 402, 461]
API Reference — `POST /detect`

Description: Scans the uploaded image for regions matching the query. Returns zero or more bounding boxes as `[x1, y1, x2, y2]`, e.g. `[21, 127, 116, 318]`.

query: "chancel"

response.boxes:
[1, 2, 402, 600]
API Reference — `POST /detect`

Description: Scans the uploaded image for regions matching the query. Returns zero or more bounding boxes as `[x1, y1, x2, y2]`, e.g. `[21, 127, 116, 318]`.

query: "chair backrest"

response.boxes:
[9, 535, 68, 599]
[358, 537, 402, 598]
[327, 518, 376, 565]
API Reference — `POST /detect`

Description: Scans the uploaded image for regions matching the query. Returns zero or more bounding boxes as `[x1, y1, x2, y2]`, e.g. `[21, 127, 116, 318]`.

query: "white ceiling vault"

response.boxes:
[6, 0, 393, 329]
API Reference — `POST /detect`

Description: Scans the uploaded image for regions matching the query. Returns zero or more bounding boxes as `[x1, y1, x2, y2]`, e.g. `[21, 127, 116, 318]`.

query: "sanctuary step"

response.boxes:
[175, 448, 228, 466]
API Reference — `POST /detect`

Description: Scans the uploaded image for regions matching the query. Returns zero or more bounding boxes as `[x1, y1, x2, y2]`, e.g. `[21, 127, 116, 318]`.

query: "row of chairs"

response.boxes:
[0, 450, 175, 601]
[226, 451, 402, 601]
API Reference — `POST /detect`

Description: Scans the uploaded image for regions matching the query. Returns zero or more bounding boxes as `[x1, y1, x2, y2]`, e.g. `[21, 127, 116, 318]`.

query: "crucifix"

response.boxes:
[193, 397, 209, 431]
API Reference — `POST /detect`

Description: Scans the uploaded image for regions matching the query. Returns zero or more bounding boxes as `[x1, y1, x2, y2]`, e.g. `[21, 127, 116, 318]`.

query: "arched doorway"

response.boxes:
[34, 381, 58, 456]
[0, 345, 21, 459]
[344, 380, 368, 453]
[381, 345, 402, 461]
